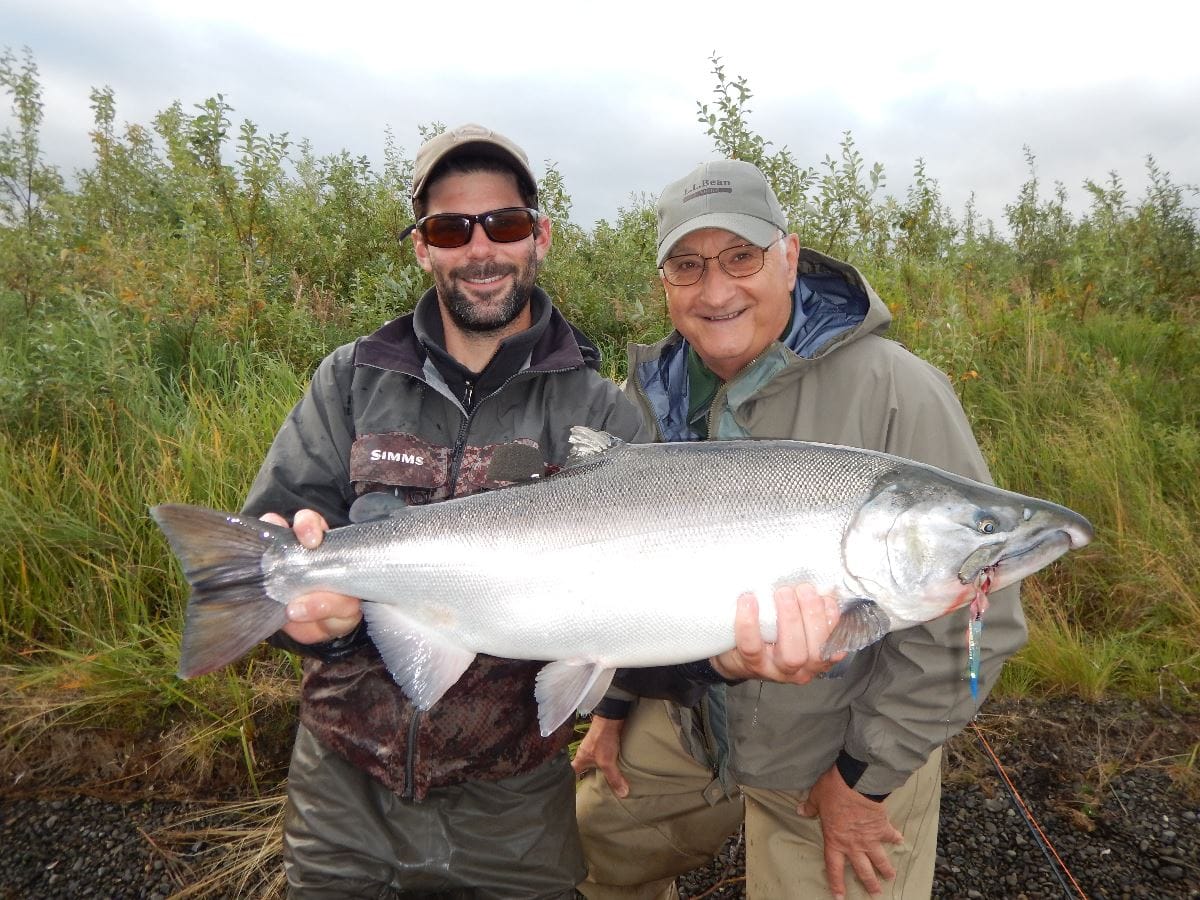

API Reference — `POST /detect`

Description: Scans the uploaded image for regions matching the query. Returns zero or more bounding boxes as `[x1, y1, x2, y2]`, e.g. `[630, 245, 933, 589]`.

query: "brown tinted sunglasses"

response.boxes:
[412, 207, 540, 249]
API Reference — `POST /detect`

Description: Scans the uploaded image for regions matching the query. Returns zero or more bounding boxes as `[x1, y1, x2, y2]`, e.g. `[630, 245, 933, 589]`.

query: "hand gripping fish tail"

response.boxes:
[151, 429, 1096, 738]
[150, 504, 294, 679]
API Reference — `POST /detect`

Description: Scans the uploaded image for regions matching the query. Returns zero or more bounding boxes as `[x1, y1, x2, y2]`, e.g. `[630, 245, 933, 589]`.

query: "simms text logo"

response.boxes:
[370, 450, 424, 465]
[683, 178, 732, 203]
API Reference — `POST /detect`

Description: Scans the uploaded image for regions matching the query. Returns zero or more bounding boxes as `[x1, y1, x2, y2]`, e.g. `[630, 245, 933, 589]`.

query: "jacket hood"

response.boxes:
[630, 248, 891, 440]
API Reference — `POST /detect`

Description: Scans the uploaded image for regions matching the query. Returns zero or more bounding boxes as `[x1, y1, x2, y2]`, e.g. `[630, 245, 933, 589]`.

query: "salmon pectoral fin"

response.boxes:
[821, 598, 892, 659]
[360, 601, 477, 710]
[151, 504, 292, 679]
[534, 662, 617, 737]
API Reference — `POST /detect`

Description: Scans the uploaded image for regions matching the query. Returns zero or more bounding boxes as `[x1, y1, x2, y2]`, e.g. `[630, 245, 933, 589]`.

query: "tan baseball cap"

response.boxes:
[656, 159, 788, 265]
[410, 123, 538, 205]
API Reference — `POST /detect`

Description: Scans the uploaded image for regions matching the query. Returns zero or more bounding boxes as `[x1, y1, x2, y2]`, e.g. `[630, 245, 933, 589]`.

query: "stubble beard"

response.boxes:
[435, 246, 539, 334]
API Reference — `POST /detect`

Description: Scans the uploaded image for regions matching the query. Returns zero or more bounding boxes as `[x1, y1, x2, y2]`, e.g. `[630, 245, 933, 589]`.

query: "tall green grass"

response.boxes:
[3, 274, 1196, 739]
[0, 308, 310, 784]
[1, 316, 304, 648]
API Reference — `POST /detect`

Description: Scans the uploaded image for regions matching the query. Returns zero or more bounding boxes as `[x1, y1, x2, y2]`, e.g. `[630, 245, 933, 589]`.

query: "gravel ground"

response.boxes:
[1, 796, 192, 899]
[1, 697, 1197, 899]
[675, 769, 1198, 899]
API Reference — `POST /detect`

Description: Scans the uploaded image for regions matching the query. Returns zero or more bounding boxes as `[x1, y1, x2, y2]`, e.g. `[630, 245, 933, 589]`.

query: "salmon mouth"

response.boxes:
[958, 529, 1076, 588]
[989, 531, 1075, 587]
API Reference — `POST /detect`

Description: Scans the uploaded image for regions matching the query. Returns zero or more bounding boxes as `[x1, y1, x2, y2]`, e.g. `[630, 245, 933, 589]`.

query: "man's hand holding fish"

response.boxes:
[710, 586, 846, 683]
[262, 510, 362, 645]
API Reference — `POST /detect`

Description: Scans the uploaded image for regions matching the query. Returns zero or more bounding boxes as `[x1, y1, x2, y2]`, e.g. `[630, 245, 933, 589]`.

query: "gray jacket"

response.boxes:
[624, 248, 1027, 797]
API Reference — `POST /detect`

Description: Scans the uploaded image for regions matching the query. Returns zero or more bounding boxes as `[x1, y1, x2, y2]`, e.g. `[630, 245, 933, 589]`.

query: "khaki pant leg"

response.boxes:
[743, 747, 941, 900]
[576, 700, 744, 900]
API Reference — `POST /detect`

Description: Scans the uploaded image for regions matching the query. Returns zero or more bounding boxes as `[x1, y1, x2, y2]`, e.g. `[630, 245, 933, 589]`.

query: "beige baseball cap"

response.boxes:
[656, 159, 788, 265]
[410, 123, 537, 205]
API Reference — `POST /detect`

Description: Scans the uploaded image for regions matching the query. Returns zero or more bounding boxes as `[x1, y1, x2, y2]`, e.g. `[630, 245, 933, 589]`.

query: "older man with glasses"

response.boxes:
[239, 123, 654, 897]
[574, 159, 1028, 899]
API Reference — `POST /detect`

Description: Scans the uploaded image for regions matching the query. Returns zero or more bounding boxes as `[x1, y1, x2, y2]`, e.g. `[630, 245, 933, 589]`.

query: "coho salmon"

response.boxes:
[152, 426, 1093, 736]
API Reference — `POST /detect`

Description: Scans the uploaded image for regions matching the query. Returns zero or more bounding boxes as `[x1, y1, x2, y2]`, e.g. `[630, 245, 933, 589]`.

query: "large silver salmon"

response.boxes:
[152, 426, 1093, 736]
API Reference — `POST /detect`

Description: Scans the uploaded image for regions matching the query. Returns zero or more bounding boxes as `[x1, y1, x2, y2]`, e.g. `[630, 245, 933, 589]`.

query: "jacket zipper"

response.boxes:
[401, 363, 577, 800]
[402, 411, 473, 801]
[696, 690, 721, 779]
[402, 713, 421, 801]
[706, 382, 730, 441]
[704, 344, 777, 439]
[445, 366, 575, 493]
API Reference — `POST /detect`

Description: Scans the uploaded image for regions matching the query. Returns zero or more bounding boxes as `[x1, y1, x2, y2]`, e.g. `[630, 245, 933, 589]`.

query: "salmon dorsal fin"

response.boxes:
[566, 426, 622, 465]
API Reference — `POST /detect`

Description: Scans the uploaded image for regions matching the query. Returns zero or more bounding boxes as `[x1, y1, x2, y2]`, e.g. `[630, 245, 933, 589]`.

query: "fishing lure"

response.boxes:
[967, 574, 992, 701]
[968, 610, 983, 700]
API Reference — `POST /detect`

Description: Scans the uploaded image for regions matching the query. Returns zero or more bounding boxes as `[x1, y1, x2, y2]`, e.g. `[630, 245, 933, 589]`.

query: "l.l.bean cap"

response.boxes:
[656, 159, 787, 266]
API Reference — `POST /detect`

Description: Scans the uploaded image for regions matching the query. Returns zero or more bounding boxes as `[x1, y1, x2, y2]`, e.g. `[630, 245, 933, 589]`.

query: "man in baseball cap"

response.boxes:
[247, 123, 649, 897]
[574, 158, 1027, 900]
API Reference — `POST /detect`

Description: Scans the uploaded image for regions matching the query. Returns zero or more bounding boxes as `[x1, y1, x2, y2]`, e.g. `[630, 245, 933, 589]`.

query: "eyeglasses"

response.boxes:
[414, 207, 540, 249]
[660, 237, 783, 286]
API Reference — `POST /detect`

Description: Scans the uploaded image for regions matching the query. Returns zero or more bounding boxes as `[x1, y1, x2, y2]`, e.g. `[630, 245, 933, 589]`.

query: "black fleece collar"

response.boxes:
[414, 290, 550, 408]
[353, 285, 601, 390]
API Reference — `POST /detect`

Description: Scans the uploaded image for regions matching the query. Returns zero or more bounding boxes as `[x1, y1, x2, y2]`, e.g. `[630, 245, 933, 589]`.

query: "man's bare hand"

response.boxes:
[261, 510, 363, 644]
[571, 715, 629, 798]
[711, 585, 843, 683]
[797, 762, 903, 898]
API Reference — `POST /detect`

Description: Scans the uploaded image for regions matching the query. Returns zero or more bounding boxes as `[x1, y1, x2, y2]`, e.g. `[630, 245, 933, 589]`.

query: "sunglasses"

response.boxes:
[414, 207, 540, 249]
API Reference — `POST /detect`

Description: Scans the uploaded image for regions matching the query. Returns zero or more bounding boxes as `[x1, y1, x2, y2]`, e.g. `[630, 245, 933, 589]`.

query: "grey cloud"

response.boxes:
[6, 6, 1197, 235]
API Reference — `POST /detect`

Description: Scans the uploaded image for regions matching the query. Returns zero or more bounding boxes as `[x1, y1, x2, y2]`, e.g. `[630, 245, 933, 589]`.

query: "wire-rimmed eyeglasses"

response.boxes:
[660, 236, 783, 286]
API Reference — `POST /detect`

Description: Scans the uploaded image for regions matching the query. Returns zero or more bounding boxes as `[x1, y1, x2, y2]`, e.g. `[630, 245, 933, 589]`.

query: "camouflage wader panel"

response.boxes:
[299, 434, 572, 801]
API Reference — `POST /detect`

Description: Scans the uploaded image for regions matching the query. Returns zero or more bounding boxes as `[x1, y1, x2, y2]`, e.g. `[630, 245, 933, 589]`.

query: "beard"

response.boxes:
[433, 245, 539, 334]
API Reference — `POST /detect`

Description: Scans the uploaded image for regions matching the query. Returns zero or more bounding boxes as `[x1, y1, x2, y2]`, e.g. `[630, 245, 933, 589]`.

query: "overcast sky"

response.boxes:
[6, 0, 1199, 233]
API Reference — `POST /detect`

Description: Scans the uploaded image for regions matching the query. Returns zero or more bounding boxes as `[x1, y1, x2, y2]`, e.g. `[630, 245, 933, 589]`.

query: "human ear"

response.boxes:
[412, 232, 434, 273]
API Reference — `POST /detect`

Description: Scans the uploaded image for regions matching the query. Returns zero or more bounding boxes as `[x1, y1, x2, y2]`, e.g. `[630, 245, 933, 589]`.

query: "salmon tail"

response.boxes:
[150, 504, 293, 679]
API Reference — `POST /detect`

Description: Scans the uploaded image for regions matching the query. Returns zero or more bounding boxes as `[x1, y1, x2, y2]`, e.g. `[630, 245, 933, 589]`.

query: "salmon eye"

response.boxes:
[978, 517, 997, 535]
